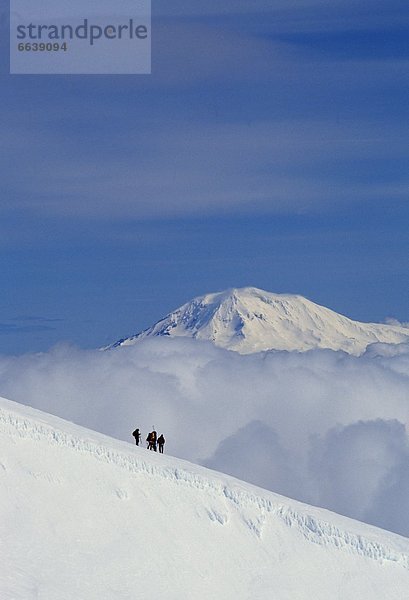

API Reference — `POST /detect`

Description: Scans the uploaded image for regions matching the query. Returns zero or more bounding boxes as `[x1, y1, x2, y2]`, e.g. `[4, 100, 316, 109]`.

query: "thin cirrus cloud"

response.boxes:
[1, 8, 408, 222]
[0, 323, 57, 335]
[155, 0, 409, 22]
[2, 116, 408, 221]
[10, 316, 65, 323]
[0, 337, 408, 536]
[0, 317, 64, 338]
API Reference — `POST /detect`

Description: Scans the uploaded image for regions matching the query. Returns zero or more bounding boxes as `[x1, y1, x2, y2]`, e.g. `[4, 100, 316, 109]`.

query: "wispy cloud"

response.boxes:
[1, 6, 408, 222]
[384, 317, 409, 329]
[10, 316, 65, 323]
[0, 316, 64, 336]
[156, 1, 409, 34]
[0, 323, 57, 335]
[2, 20, 408, 219]
[2, 115, 408, 221]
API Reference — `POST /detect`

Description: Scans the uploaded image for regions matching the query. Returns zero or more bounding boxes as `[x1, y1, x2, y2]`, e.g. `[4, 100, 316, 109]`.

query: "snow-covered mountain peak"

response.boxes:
[110, 287, 409, 355]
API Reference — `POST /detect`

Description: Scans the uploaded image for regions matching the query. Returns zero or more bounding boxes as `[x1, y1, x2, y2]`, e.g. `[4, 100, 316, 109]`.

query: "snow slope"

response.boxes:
[1, 395, 409, 600]
[110, 287, 409, 355]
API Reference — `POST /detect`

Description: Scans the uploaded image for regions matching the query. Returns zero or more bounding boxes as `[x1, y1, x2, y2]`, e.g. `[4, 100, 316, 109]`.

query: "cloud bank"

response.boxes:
[0, 338, 408, 536]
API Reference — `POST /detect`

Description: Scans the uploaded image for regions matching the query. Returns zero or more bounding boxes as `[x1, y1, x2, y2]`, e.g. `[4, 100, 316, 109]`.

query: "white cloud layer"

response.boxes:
[385, 317, 409, 329]
[0, 338, 408, 536]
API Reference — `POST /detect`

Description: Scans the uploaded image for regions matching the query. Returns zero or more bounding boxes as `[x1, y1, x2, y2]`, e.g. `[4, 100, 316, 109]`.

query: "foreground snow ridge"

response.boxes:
[0, 405, 406, 565]
[2, 396, 409, 600]
[111, 287, 409, 355]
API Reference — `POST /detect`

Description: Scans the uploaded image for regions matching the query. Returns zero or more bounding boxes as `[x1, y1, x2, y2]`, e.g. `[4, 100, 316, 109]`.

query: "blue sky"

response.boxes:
[0, 0, 408, 354]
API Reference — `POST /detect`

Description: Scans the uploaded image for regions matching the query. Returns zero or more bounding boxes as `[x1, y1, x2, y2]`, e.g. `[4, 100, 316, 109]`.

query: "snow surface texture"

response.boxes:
[2, 396, 409, 600]
[1, 338, 409, 536]
[109, 287, 409, 355]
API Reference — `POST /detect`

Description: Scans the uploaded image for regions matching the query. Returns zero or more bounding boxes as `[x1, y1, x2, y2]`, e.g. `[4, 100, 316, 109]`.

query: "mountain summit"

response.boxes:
[111, 287, 409, 355]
